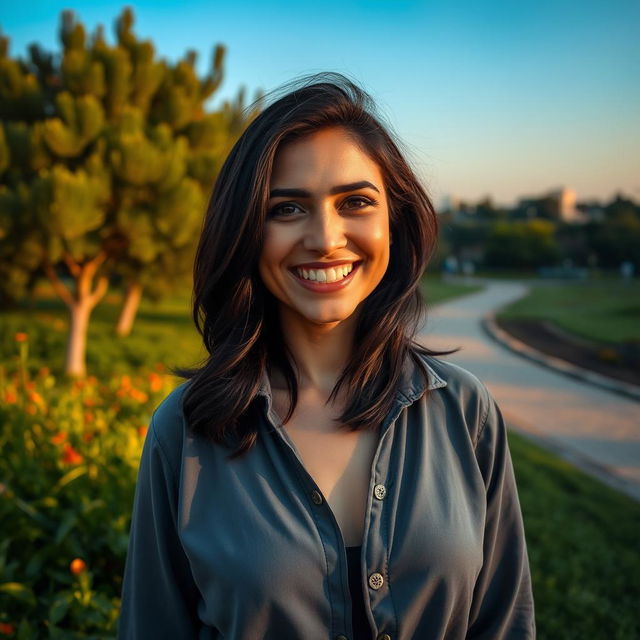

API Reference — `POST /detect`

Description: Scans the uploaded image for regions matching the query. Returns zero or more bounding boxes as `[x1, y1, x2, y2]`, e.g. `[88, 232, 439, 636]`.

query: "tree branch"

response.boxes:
[89, 274, 109, 309]
[85, 250, 108, 280]
[43, 259, 74, 308]
[62, 253, 81, 279]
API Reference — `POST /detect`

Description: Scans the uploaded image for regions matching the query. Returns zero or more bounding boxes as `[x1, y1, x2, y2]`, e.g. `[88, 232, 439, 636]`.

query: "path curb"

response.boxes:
[482, 313, 640, 403]
[505, 419, 640, 503]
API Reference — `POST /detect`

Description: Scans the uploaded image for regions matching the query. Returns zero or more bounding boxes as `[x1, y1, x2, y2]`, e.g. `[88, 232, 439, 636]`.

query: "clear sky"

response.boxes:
[2, 0, 639, 207]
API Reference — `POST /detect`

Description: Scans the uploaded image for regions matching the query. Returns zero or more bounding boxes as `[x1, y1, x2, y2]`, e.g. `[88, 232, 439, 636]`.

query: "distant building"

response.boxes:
[514, 187, 584, 223]
[438, 194, 460, 214]
[548, 187, 581, 222]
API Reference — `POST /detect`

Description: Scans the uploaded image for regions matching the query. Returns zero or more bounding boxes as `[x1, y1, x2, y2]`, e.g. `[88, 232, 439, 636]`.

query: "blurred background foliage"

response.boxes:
[0, 7, 261, 377]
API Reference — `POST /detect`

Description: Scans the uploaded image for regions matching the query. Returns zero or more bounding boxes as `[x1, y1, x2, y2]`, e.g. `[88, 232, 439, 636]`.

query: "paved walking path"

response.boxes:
[417, 279, 640, 502]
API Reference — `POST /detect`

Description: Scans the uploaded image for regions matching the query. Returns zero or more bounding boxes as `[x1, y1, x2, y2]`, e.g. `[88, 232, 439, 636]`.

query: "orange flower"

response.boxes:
[83, 410, 94, 424]
[148, 372, 163, 392]
[25, 381, 35, 391]
[14, 332, 28, 343]
[51, 431, 67, 445]
[129, 388, 148, 403]
[73, 379, 85, 391]
[0, 621, 15, 635]
[86, 376, 98, 386]
[25, 404, 37, 415]
[83, 396, 97, 407]
[120, 375, 131, 389]
[137, 425, 148, 438]
[69, 558, 87, 575]
[82, 431, 94, 443]
[28, 391, 45, 406]
[37, 366, 51, 377]
[61, 443, 83, 465]
[4, 390, 17, 404]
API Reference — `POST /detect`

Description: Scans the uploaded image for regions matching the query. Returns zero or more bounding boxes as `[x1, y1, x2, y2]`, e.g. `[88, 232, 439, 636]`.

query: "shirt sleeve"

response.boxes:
[466, 390, 536, 639]
[118, 413, 217, 639]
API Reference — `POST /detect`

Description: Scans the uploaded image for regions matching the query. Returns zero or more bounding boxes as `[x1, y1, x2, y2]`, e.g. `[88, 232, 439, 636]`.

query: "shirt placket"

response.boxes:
[262, 393, 413, 640]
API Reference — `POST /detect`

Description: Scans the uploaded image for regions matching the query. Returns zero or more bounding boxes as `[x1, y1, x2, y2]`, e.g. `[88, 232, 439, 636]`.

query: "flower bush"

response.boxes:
[0, 334, 178, 637]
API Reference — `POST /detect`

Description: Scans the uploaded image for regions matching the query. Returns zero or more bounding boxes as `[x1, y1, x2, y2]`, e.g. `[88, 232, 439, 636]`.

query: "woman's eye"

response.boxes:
[268, 202, 303, 218]
[343, 195, 375, 209]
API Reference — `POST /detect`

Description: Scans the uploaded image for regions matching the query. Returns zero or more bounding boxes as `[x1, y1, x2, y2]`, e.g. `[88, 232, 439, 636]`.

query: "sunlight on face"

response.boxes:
[258, 127, 391, 328]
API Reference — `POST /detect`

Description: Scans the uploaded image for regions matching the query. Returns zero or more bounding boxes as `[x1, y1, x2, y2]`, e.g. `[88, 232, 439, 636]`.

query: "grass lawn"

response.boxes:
[420, 275, 483, 305]
[497, 280, 640, 344]
[1, 282, 203, 378]
[508, 429, 640, 639]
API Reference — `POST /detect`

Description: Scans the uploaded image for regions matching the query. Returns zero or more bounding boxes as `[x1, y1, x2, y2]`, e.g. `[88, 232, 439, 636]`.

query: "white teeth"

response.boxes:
[295, 263, 356, 283]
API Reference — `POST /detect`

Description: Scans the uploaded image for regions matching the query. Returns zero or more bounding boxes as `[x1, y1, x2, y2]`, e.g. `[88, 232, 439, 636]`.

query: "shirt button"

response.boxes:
[373, 484, 386, 500]
[378, 635, 392, 640]
[368, 572, 384, 590]
[311, 490, 323, 505]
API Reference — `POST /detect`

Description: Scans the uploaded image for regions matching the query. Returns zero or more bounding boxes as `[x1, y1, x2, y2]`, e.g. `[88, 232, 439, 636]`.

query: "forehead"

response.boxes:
[270, 127, 384, 190]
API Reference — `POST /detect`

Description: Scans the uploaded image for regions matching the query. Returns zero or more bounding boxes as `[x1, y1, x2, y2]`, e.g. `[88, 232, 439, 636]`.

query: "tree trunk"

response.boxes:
[66, 300, 91, 378]
[115, 281, 142, 337]
[43, 252, 109, 379]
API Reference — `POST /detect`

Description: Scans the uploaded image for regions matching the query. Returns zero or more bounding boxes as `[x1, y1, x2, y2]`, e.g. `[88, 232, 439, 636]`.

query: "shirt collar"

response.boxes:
[256, 347, 447, 407]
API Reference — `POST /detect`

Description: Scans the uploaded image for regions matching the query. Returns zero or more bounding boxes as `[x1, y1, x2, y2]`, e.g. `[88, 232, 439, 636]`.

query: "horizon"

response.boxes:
[2, 0, 639, 205]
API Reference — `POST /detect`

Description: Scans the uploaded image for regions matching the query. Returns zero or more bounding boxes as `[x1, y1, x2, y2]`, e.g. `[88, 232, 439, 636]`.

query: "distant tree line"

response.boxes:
[0, 8, 261, 376]
[434, 193, 640, 272]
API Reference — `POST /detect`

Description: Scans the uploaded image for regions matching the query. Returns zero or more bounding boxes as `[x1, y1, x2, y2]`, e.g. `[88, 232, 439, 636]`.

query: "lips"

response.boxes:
[289, 261, 362, 293]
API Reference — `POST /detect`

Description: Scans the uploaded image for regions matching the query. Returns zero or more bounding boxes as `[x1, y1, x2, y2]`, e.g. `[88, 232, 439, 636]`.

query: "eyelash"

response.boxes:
[268, 195, 377, 218]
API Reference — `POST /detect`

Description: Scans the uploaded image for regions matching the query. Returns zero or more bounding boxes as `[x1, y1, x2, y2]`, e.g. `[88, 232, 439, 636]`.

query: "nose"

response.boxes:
[302, 204, 347, 254]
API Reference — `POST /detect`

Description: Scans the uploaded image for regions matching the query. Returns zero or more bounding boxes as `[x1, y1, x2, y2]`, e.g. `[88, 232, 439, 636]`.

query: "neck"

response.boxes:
[273, 305, 358, 395]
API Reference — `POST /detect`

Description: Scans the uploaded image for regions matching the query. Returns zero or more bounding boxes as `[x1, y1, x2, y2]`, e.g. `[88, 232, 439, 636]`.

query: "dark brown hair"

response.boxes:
[173, 72, 454, 459]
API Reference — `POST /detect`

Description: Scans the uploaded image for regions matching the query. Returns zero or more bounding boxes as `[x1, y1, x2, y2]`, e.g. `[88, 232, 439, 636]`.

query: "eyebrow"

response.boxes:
[269, 180, 380, 198]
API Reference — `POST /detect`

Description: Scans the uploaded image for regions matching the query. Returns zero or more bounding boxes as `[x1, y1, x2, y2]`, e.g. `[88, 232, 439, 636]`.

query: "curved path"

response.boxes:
[417, 279, 640, 502]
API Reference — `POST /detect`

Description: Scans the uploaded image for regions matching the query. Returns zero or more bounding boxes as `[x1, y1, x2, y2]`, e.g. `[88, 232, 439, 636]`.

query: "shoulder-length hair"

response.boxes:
[173, 72, 455, 459]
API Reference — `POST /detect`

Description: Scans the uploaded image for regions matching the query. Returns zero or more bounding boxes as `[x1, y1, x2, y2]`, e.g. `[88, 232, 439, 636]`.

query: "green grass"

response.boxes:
[420, 275, 483, 304]
[497, 280, 640, 344]
[1, 284, 206, 379]
[508, 429, 640, 639]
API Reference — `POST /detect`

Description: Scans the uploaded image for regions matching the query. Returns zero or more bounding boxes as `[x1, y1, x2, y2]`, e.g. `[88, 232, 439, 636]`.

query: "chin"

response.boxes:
[297, 305, 357, 326]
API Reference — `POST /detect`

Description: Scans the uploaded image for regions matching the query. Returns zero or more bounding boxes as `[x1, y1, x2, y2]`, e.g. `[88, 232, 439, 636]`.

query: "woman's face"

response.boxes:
[259, 126, 391, 327]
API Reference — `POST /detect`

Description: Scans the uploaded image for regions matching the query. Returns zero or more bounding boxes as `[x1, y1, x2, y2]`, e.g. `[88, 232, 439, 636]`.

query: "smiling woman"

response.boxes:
[260, 128, 391, 326]
[118, 73, 535, 640]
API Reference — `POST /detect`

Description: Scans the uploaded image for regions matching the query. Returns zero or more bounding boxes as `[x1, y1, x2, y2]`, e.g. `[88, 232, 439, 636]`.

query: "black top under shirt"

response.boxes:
[346, 545, 371, 639]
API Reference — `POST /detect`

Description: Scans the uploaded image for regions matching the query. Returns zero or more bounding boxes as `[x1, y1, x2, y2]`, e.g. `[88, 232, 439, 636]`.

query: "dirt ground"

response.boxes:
[495, 318, 640, 387]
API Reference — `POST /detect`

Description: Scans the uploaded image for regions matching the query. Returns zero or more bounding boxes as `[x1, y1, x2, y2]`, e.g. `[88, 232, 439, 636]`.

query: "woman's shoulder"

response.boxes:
[148, 380, 192, 455]
[416, 351, 490, 401]
[414, 352, 494, 443]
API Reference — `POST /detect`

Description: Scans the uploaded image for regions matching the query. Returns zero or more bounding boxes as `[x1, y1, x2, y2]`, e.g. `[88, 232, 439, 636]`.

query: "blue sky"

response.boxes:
[2, 0, 639, 207]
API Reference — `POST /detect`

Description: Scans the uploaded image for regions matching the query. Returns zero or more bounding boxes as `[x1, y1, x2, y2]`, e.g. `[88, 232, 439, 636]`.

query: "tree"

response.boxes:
[484, 219, 560, 269]
[474, 196, 505, 220]
[0, 9, 258, 375]
[604, 193, 639, 224]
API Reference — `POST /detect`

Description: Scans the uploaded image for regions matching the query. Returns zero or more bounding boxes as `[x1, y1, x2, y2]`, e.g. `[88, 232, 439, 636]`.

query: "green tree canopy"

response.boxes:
[0, 8, 260, 375]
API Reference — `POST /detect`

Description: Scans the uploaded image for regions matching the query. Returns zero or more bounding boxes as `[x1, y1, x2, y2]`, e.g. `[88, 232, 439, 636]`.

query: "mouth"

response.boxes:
[289, 261, 363, 292]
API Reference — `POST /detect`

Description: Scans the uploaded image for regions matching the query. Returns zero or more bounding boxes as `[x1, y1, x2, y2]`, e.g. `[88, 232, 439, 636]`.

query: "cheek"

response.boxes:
[362, 218, 391, 263]
[258, 227, 290, 289]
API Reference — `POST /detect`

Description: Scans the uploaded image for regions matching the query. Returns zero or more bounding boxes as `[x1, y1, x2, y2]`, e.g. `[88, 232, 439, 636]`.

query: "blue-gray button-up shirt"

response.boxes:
[118, 353, 535, 639]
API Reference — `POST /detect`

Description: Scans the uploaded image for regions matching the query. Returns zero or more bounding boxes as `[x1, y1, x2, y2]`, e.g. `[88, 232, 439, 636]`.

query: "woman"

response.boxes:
[118, 74, 535, 639]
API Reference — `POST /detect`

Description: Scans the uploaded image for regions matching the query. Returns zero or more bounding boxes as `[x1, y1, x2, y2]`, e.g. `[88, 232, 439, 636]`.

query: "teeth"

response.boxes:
[296, 263, 355, 283]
